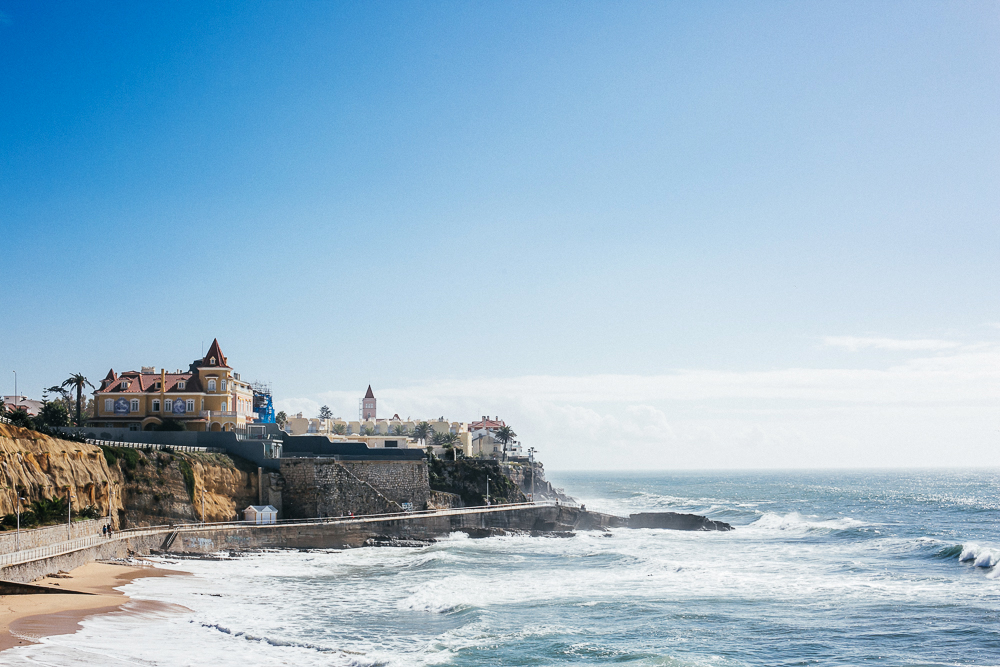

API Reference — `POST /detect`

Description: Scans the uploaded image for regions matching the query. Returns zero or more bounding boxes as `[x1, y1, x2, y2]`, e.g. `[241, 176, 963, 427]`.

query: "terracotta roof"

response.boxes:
[364, 385, 375, 399]
[96, 371, 204, 394]
[469, 419, 506, 431]
[200, 338, 229, 368]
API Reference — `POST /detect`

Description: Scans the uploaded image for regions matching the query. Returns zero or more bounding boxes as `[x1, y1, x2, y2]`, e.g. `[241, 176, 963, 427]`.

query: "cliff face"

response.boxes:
[0, 424, 259, 530]
[428, 459, 526, 507]
[112, 449, 259, 527]
[0, 423, 121, 518]
[499, 462, 573, 502]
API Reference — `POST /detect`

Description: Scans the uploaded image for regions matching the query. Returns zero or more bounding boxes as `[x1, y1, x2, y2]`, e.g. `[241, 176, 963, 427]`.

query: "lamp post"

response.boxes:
[485, 475, 490, 507]
[12, 371, 16, 413]
[67, 486, 74, 539]
[201, 487, 205, 524]
[527, 447, 536, 502]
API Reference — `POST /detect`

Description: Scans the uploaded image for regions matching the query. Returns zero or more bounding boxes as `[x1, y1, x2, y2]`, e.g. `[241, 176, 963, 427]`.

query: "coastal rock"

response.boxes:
[628, 512, 733, 531]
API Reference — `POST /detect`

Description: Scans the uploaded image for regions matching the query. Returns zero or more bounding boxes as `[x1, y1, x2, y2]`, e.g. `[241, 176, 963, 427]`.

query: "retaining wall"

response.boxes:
[280, 459, 429, 518]
[0, 518, 108, 553]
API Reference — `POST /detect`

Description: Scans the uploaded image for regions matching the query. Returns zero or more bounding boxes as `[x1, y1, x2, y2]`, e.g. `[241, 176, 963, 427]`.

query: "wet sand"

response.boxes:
[0, 561, 188, 651]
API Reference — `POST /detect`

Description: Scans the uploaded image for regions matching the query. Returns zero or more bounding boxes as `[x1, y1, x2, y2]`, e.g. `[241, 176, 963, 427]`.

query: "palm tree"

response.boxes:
[61, 374, 94, 427]
[332, 423, 347, 435]
[393, 424, 408, 436]
[495, 425, 516, 461]
[413, 421, 432, 447]
[362, 425, 375, 436]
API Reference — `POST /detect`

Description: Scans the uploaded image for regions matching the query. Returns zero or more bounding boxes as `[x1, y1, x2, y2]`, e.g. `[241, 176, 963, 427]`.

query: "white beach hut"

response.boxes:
[243, 505, 278, 524]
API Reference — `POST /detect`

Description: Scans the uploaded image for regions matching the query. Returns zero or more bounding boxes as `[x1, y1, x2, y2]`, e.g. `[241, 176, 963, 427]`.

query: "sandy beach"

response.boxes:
[0, 562, 187, 652]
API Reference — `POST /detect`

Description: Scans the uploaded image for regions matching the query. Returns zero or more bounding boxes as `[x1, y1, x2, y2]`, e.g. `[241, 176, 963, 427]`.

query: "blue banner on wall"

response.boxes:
[114, 398, 129, 414]
[173, 399, 186, 414]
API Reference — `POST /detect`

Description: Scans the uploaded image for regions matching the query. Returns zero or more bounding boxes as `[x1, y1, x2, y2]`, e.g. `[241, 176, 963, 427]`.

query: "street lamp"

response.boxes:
[66, 486, 75, 539]
[527, 447, 536, 502]
[201, 486, 205, 524]
[485, 475, 490, 507]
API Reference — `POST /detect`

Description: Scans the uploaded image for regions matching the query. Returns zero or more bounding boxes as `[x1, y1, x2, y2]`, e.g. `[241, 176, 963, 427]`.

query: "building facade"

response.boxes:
[90, 339, 255, 432]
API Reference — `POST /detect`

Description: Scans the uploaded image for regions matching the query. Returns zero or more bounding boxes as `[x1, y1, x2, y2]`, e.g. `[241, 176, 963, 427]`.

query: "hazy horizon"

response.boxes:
[2, 1, 998, 471]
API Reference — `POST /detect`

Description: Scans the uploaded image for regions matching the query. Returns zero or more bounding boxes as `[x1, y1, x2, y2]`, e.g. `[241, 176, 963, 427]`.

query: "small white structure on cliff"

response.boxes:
[243, 505, 278, 524]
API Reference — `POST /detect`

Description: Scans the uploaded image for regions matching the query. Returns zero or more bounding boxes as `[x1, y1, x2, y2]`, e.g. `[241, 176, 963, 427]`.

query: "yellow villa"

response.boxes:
[90, 339, 254, 432]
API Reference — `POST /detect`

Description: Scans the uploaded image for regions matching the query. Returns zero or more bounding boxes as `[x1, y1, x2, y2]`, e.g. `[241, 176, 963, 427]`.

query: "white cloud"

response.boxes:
[822, 336, 961, 351]
[277, 344, 1000, 471]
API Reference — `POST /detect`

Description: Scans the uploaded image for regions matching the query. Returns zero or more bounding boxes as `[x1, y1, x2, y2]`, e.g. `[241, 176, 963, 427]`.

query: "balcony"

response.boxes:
[200, 411, 237, 418]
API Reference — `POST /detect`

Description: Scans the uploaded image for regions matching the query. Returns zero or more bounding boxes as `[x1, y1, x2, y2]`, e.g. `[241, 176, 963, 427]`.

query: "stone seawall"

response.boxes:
[0, 533, 163, 583]
[280, 459, 429, 519]
[0, 518, 107, 553]
[168, 505, 618, 553]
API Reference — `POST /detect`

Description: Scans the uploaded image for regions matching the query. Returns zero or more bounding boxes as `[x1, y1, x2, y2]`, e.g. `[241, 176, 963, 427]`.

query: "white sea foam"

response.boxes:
[747, 511, 869, 533]
[959, 543, 1000, 569]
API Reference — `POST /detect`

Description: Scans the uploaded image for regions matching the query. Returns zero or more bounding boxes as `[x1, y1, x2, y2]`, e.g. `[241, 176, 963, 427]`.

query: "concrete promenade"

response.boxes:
[0, 502, 602, 583]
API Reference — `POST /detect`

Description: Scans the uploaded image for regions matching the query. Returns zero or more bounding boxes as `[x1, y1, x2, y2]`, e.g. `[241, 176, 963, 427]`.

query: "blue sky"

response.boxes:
[1, 2, 998, 468]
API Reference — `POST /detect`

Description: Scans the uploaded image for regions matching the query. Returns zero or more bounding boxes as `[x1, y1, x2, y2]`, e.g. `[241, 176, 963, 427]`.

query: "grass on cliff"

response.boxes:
[177, 460, 195, 500]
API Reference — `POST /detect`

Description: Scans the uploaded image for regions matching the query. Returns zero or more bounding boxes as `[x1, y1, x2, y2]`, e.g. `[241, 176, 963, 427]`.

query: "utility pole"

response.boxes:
[67, 487, 73, 539]
[485, 475, 490, 507]
[201, 487, 205, 523]
[12, 371, 16, 412]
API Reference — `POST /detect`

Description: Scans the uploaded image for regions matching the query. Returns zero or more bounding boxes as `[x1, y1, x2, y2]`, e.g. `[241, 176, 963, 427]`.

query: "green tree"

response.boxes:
[432, 431, 462, 460]
[362, 425, 375, 436]
[413, 421, 432, 447]
[61, 373, 94, 427]
[495, 425, 517, 461]
[332, 422, 347, 435]
[37, 400, 70, 427]
[318, 405, 333, 420]
[392, 424, 407, 436]
[276, 411, 287, 427]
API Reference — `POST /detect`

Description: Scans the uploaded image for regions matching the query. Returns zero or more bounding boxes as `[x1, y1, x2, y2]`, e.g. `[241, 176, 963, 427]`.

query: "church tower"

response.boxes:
[362, 385, 376, 420]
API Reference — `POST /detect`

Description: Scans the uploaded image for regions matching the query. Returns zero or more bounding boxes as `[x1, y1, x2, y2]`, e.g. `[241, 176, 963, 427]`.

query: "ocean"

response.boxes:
[5, 470, 999, 666]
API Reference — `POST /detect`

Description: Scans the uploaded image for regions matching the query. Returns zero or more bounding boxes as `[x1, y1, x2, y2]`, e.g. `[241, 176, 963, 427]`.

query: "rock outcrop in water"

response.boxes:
[628, 512, 733, 531]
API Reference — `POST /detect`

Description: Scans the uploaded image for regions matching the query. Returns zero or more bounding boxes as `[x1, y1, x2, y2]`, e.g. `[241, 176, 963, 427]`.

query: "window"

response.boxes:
[221, 380, 226, 391]
[120, 380, 129, 390]
[130, 399, 140, 412]
[186, 400, 195, 412]
[201, 399, 205, 410]
[210, 356, 216, 365]
[104, 399, 112, 412]
[208, 379, 216, 392]
[177, 381, 186, 390]
[164, 399, 173, 412]
[152, 400, 160, 412]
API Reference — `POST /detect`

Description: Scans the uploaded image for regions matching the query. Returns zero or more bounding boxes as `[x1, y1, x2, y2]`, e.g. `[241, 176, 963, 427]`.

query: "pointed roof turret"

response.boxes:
[364, 385, 375, 399]
[201, 338, 229, 368]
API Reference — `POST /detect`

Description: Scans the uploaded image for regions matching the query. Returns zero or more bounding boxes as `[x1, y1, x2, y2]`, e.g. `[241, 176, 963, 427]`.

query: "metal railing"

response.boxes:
[86, 439, 224, 454]
[0, 501, 556, 568]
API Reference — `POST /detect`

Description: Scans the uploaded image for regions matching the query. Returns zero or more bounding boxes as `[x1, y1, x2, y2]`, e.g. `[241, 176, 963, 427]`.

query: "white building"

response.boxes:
[244, 505, 278, 524]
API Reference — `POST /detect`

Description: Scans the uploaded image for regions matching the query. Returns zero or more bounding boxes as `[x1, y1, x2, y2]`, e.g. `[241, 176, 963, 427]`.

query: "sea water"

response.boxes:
[4, 470, 998, 666]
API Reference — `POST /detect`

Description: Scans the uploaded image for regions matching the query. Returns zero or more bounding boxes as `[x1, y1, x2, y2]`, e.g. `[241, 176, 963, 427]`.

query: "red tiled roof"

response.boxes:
[469, 419, 506, 430]
[96, 371, 203, 394]
[200, 339, 229, 368]
[364, 385, 375, 399]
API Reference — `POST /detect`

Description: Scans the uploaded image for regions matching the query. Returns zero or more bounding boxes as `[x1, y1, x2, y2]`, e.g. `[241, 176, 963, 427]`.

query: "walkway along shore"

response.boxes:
[0, 502, 730, 584]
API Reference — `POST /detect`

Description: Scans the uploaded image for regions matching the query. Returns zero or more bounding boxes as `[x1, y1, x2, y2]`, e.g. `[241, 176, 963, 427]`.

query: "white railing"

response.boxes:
[0, 501, 555, 568]
[200, 411, 237, 418]
[86, 439, 224, 454]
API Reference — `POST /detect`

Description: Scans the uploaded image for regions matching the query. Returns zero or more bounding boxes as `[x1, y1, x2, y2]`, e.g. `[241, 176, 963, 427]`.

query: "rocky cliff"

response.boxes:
[0, 424, 259, 530]
[0, 423, 121, 519]
[428, 459, 527, 506]
[105, 447, 259, 527]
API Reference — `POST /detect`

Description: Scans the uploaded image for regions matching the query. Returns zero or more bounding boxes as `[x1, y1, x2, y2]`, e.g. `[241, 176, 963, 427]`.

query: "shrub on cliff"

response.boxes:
[178, 460, 196, 500]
